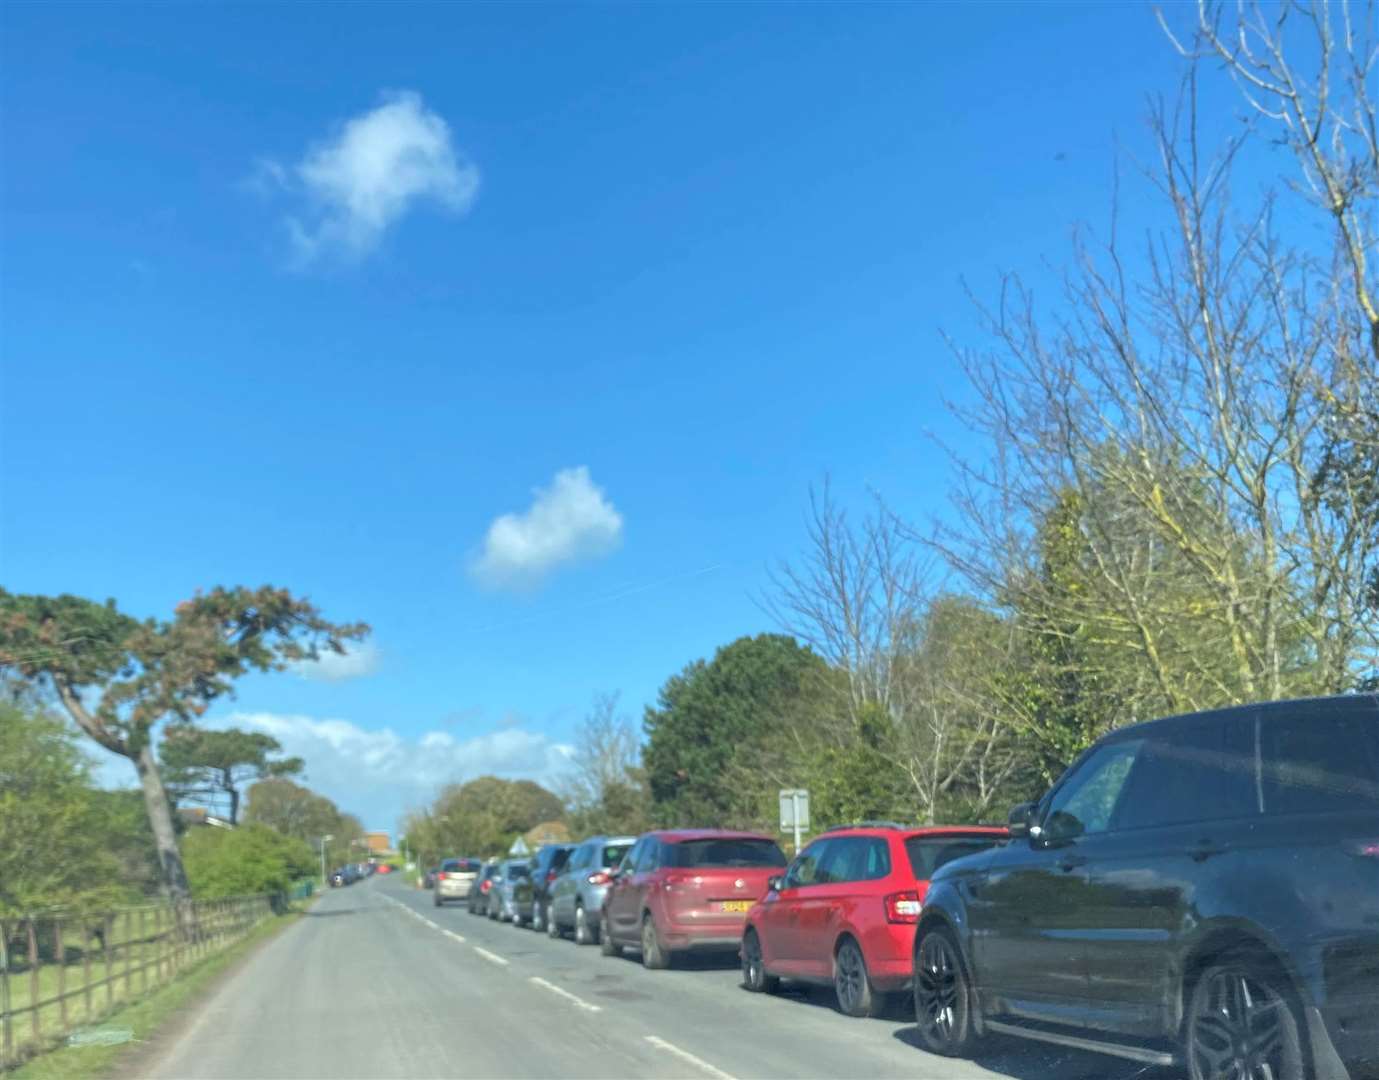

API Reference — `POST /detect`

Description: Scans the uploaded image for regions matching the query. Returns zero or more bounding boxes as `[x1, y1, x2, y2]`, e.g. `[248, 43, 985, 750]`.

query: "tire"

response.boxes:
[600, 911, 621, 957]
[547, 908, 562, 939]
[574, 904, 593, 946]
[641, 914, 671, 970]
[433, 893, 441, 907]
[835, 937, 880, 1017]
[1185, 952, 1304, 1080]
[913, 927, 978, 1057]
[531, 902, 544, 933]
[741, 929, 780, 994]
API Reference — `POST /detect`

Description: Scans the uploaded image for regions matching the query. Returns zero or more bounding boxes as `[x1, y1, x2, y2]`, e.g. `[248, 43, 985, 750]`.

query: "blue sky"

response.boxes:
[1, 2, 1224, 835]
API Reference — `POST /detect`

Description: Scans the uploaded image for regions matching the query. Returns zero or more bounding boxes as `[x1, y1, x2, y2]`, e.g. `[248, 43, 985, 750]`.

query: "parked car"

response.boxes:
[433, 857, 482, 906]
[741, 823, 1007, 1016]
[517, 844, 574, 932]
[911, 693, 1379, 1080]
[489, 859, 531, 923]
[468, 862, 501, 915]
[422, 866, 440, 889]
[548, 835, 636, 944]
[601, 830, 787, 969]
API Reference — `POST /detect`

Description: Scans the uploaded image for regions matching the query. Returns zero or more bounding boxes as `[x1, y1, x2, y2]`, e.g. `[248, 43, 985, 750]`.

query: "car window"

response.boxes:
[619, 841, 643, 874]
[1114, 718, 1258, 830]
[507, 863, 529, 878]
[601, 843, 631, 868]
[904, 835, 1002, 878]
[1260, 709, 1379, 815]
[783, 839, 830, 888]
[1043, 738, 1144, 840]
[669, 837, 787, 868]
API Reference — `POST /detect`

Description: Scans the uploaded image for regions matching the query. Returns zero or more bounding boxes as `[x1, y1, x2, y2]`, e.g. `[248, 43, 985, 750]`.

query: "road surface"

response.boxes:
[144, 874, 1179, 1079]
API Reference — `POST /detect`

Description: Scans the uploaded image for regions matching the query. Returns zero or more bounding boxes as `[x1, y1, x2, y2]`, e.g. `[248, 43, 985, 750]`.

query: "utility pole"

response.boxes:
[319, 834, 333, 886]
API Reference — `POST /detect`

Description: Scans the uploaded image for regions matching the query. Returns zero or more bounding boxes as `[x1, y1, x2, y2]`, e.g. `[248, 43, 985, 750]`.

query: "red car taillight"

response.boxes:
[587, 871, 613, 886]
[884, 890, 922, 924]
[546, 870, 557, 884]
[480, 879, 492, 893]
[437, 872, 448, 881]
[1345, 839, 1379, 858]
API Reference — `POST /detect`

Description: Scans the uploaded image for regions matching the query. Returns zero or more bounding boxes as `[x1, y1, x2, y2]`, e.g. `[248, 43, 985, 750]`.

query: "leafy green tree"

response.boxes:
[0, 703, 134, 913]
[182, 824, 315, 900]
[160, 727, 303, 826]
[242, 776, 364, 853]
[0, 586, 366, 905]
[559, 693, 651, 838]
[407, 778, 565, 862]
[643, 633, 832, 828]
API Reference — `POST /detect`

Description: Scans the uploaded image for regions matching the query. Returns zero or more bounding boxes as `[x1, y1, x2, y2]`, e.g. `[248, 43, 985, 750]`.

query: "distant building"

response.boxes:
[523, 821, 571, 847]
[177, 806, 233, 830]
[365, 830, 393, 855]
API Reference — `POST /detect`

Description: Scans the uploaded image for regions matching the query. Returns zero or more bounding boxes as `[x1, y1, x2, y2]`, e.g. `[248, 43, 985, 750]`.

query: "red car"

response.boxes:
[741, 823, 1008, 1016]
[600, 829, 787, 969]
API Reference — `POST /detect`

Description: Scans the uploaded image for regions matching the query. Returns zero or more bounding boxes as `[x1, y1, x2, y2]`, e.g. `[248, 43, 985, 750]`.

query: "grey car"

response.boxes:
[488, 859, 531, 923]
[546, 835, 635, 944]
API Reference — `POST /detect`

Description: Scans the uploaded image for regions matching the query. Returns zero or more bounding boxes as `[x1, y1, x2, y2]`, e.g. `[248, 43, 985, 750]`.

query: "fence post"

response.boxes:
[2, 919, 13, 1068]
[103, 914, 113, 1011]
[123, 910, 133, 998]
[138, 908, 148, 993]
[55, 916, 68, 1031]
[26, 919, 39, 1046]
[82, 918, 93, 1021]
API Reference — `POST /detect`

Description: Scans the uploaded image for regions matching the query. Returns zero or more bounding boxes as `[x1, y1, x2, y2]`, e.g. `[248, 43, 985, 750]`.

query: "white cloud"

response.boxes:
[471, 466, 624, 590]
[262, 90, 478, 264]
[224, 712, 574, 832]
[292, 641, 382, 682]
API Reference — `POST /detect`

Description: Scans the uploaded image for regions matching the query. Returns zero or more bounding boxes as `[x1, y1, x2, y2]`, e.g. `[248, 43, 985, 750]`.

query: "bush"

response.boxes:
[183, 824, 315, 900]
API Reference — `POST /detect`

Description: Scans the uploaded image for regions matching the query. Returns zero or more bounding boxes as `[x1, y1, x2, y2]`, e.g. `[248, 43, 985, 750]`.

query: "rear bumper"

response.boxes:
[662, 932, 743, 952]
[437, 882, 473, 898]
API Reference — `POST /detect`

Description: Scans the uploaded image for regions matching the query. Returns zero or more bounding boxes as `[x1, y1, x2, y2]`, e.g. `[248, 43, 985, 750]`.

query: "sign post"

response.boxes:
[778, 789, 810, 854]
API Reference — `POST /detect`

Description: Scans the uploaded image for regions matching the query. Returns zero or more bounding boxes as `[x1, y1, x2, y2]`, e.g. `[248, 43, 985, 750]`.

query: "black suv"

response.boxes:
[912, 694, 1379, 1080]
[518, 843, 574, 933]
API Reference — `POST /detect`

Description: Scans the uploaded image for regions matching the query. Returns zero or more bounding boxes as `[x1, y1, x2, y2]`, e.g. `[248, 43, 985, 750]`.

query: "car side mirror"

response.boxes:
[1007, 801, 1038, 839]
[767, 875, 783, 893]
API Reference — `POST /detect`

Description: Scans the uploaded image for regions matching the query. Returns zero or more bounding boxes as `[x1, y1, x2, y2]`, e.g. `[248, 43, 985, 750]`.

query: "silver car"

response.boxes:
[546, 835, 635, 944]
[488, 859, 530, 922]
[433, 857, 481, 906]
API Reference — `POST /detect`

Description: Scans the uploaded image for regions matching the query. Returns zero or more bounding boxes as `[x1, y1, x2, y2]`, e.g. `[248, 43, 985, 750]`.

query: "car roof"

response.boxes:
[645, 829, 776, 843]
[821, 825, 1009, 840]
[579, 835, 637, 845]
[1101, 692, 1379, 743]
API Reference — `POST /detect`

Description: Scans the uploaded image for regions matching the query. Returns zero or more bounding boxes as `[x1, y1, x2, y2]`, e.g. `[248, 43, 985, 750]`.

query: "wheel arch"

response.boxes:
[1176, 921, 1307, 1037]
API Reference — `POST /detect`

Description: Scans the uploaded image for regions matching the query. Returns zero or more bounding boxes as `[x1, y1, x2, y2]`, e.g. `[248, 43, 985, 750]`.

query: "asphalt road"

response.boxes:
[144, 875, 1181, 1080]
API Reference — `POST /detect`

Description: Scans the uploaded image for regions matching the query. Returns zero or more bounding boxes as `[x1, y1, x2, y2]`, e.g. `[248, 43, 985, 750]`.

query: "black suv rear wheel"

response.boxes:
[1186, 953, 1304, 1080]
[913, 928, 977, 1057]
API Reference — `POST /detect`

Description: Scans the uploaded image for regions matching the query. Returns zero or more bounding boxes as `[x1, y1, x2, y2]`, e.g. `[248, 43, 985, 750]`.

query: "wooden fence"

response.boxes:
[0, 895, 275, 1070]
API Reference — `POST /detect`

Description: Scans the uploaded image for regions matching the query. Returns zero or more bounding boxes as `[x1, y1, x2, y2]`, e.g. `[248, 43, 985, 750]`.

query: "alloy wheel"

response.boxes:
[835, 941, 867, 1014]
[915, 934, 961, 1048]
[1188, 969, 1298, 1080]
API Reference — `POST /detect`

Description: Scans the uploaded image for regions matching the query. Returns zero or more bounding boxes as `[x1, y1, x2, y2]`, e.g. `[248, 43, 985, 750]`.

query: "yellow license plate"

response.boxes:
[718, 900, 753, 913]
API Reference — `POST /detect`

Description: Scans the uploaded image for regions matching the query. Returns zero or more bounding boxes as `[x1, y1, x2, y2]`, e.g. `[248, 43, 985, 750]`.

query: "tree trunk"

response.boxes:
[133, 743, 192, 906]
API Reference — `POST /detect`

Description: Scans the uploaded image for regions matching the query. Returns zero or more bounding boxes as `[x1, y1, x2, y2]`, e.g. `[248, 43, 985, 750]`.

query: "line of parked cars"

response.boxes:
[428, 694, 1379, 1080]
[328, 861, 376, 887]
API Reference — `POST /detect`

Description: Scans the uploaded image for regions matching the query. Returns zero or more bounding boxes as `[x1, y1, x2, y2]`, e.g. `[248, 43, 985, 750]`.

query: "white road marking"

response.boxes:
[643, 1036, 737, 1080]
[528, 976, 602, 1013]
[473, 946, 509, 967]
[444, 930, 466, 943]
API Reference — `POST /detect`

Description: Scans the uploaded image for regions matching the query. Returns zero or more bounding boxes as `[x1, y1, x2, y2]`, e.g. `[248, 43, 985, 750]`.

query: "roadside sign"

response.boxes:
[779, 789, 809, 853]
[508, 835, 531, 857]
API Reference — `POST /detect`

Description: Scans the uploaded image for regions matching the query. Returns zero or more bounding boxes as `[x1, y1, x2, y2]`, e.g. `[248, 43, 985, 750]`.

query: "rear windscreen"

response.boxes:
[904, 836, 1001, 879]
[507, 864, 530, 878]
[601, 844, 632, 868]
[670, 838, 786, 868]
[442, 859, 479, 873]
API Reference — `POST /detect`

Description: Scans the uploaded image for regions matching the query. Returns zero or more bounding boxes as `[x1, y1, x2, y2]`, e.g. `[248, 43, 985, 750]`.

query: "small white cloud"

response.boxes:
[260, 90, 478, 265]
[292, 641, 381, 682]
[471, 467, 624, 591]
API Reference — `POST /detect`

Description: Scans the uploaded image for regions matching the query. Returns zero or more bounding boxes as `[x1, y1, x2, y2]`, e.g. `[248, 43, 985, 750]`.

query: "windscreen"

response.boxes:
[904, 835, 1002, 879]
[669, 838, 786, 869]
[601, 844, 632, 868]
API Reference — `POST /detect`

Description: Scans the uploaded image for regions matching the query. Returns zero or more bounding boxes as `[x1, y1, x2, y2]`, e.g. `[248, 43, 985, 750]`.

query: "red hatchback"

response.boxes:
[601, 830, 787, 969]
[742, 824, 1007, 1016]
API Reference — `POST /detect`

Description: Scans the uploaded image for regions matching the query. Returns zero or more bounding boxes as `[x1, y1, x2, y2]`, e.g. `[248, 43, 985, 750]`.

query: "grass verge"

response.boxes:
[9, 910, 303, 1080]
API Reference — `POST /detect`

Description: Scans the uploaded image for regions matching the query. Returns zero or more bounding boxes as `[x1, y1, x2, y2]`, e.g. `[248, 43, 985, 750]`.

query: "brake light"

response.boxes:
[480, 879, 491, 893]
[884, 890, 922, 924]
[587, 871, 613, 886]
[1345, 840, 1379, 858]
[437, 872, 447, 881]
[546, 870, 557, 884]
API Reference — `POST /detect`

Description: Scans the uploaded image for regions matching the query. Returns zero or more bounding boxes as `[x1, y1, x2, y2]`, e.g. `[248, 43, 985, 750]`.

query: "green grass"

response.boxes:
[6, 910, 302, 1079]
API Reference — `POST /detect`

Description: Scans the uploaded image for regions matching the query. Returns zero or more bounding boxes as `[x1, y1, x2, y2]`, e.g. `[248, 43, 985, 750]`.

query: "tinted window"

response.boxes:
[601, 843, 631, 868]
[784, 839, 830, 888]
[905, 835, 1002, 878]
[817, 836, 890, 882]
[1114, 718, 1257, 830]
[506, 863, 530, 879]
[669, 838, 787, 868]
[1261, 710, 1379, 815]
[619, 841, 643, 873]
[1043, 739, 1143, 840]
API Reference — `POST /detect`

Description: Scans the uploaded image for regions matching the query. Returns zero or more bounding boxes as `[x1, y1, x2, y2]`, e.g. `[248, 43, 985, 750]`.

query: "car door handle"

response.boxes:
[1059, 855, 1087, 872]
[1190, 842, 1226, 862]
